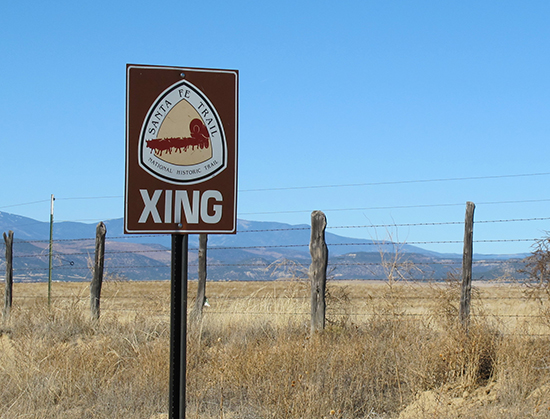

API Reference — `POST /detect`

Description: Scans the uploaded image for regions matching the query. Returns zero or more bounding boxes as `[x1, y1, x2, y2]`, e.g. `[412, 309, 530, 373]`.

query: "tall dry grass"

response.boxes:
[0, 280, 549, 418]
[0, 294, 170, 419]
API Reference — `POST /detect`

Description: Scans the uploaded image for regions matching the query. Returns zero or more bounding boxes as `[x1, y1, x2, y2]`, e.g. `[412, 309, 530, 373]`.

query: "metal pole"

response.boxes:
[48, 194, 54, 307]
[180, 234, 188, 415]
[169, 234, 188, 419]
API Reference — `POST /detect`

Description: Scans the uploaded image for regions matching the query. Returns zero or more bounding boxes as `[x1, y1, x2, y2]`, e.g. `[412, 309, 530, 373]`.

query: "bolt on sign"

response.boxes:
[125, 65, 238, 234]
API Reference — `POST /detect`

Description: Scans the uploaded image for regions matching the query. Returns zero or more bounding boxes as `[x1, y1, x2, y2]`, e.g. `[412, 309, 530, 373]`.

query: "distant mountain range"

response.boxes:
[0, 211, 528, 282]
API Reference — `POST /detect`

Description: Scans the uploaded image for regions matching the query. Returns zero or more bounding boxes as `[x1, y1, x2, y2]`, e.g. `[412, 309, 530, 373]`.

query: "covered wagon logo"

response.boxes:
[139, 79, 227, 184]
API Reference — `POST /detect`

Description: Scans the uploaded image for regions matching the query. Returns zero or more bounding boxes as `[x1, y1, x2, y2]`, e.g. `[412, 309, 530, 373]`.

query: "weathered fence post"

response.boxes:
[90, 222, 106, 320]
[3, 231, 14, 321]
[459, 201, 475, 327]
[191, 234, 208, 322]
[310, 211, 328, 333]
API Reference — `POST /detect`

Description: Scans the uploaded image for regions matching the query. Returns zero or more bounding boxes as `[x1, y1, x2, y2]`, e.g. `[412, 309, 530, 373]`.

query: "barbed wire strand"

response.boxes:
[6, 237, 538, 257]
[5, 215, 549, 245]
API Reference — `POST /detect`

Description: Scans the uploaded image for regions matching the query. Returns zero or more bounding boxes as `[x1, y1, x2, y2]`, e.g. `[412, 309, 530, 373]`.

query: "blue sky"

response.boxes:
[1, 0, 549, 255]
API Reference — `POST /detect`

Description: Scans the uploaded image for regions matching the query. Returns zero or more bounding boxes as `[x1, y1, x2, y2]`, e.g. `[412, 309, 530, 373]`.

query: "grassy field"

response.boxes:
[0, 279, 549, 418]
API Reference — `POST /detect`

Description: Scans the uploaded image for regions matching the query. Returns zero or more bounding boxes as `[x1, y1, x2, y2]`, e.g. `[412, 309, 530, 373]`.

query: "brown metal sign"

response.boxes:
[125, 65, 238, 234]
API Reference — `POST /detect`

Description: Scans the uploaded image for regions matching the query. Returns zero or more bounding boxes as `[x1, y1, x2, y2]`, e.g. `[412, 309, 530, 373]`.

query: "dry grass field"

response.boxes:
[1, 279, 550, 418]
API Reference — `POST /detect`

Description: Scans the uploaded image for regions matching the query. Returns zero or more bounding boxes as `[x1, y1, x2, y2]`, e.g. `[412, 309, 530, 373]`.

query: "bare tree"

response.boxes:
[519, 233, 550, 297]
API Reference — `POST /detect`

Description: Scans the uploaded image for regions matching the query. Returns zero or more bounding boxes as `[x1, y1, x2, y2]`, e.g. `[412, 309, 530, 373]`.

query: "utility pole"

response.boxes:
[48, 194, 54, 307]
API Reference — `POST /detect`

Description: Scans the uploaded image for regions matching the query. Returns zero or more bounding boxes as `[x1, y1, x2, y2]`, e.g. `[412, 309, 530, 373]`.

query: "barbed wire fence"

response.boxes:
[1, 207, 550, 335]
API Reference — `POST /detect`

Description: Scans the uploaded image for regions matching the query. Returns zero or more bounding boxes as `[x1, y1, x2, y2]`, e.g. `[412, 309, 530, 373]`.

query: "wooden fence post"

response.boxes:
[3, 231, 14, 321]
[90, 222, 106, 320]
[460, 201, 475, 327]
[310, 211, 328, 333]
[191, 234, 208, 322]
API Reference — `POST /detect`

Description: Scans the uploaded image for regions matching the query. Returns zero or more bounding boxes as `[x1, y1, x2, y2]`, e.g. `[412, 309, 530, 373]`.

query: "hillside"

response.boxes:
[0, 211, 527, 282]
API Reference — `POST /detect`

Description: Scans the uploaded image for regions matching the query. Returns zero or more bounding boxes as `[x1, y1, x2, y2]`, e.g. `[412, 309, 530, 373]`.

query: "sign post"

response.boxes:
[125, 64, 238, 418]
[168, 234, 188, 418]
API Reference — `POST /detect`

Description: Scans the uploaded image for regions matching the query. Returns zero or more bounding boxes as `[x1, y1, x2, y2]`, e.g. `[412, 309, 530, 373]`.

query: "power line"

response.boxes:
[241, 203, 461, 216]
[0, 196, 121, 210]
[56, 196, 122, 201]
[2, 171, 550, 211]
[239, 172, 550, 192]
[0, 199, 50, 209]
[240, 198, 550, 216]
